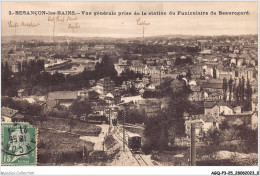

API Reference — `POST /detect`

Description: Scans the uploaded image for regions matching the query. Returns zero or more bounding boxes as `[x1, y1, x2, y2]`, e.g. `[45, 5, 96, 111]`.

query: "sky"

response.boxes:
[1, 1, 258, 38]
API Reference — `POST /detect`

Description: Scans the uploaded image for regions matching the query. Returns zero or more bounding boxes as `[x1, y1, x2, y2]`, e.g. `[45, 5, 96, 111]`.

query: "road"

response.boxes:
[79, 124, 109, 151]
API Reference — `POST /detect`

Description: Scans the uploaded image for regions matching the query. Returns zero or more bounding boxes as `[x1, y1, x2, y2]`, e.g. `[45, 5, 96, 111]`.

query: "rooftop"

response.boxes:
[17, 89, 26, 93]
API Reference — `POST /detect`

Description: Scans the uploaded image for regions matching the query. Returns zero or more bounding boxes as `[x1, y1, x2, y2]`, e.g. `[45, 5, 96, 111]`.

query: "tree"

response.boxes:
[206, 128, 222, 148]
[39, 113, 48, 128]
[124, 108, 145, 124]
[143, 88, 194, 152]
[213, 67, 217, 79]
[223, 78, 228, 102]
[223, 78, 228, 92]
[88, 91, 99, 100]
[228, 78, 233, 103]
[241, 76, 245, 102]
[2, 97, 41, 116]
[219, 119, 229, 131]
[129, 86, 138, 96]
[94, 54, 118, 81]
[31, 86, 45, 96]
[167, 90, 194, 136]
[186, 68, 192, 80]
[69, 100, 92, 118]
[143, 112, 170, 152]
[2, 62, 13, 95]
[17, 62, 22, 73]
[236, 123, 257, 153]
[68, 113, 77, 134]
[142, 91, 158, 98]
[120, 69, 143, 82]
[244, 78, 252, 111]
[234, 81, 241, 105]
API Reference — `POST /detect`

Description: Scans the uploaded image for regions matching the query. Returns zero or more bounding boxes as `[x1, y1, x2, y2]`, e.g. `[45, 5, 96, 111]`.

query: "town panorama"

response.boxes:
[1, 34, 258, 166]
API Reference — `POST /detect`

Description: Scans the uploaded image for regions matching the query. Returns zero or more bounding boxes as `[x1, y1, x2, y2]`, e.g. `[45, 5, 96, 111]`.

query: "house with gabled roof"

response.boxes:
[204, 102, 220, 117]
[204, 101, 234, 117]
[47, 91, 78, 107]
[218, 101, 234, 115]
[1, 107, 24, 122]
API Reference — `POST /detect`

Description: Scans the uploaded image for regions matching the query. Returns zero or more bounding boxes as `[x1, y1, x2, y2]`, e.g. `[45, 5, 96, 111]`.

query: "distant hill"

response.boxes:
[2, 35, 124, 43]
[2, 34, 257, 43]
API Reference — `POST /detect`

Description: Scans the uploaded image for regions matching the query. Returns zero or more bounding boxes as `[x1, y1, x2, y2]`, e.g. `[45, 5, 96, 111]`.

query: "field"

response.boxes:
[36, 117, 102, 164]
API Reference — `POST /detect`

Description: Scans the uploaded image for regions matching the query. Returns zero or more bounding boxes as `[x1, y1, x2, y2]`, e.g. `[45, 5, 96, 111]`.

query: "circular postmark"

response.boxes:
[1, 122, 37, 165]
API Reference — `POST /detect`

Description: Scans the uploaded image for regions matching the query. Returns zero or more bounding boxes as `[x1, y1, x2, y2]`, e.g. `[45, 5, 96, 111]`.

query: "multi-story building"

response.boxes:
[96, 77, 115, 94]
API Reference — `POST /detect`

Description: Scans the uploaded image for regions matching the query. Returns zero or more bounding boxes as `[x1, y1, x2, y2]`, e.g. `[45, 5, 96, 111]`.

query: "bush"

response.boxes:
[88, 151, 109, 163]
[48, 109, 69, 119]
[38, 148, 90, 164]
[141, 143, 153, 155]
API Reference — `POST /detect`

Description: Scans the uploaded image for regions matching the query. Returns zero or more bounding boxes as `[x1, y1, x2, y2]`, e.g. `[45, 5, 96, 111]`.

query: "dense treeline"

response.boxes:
[1, 54, 119, 96]
[2, 97, 41, 117]
[2, 59, 45, 96]
[117, 69, 143, 84]
[223, 77, 253, 111]
[143, 88, 198, 152]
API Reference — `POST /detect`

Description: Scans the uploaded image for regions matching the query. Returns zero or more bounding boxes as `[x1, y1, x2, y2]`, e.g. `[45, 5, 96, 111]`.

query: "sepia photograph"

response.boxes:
[1, 0, 258, 173]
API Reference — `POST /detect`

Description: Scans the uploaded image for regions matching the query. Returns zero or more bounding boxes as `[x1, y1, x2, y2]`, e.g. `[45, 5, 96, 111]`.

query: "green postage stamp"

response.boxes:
[1, 122, 37, 165]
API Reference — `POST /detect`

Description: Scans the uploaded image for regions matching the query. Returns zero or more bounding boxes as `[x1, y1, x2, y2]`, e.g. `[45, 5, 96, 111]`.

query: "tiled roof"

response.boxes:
[204, 102, 219, 109]
[204, 101, 232, 109]
[105, 93, 114, 99]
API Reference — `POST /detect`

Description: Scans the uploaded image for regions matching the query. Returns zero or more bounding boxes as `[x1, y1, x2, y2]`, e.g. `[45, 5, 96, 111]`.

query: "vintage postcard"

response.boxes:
[1, 0, 258, 175]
